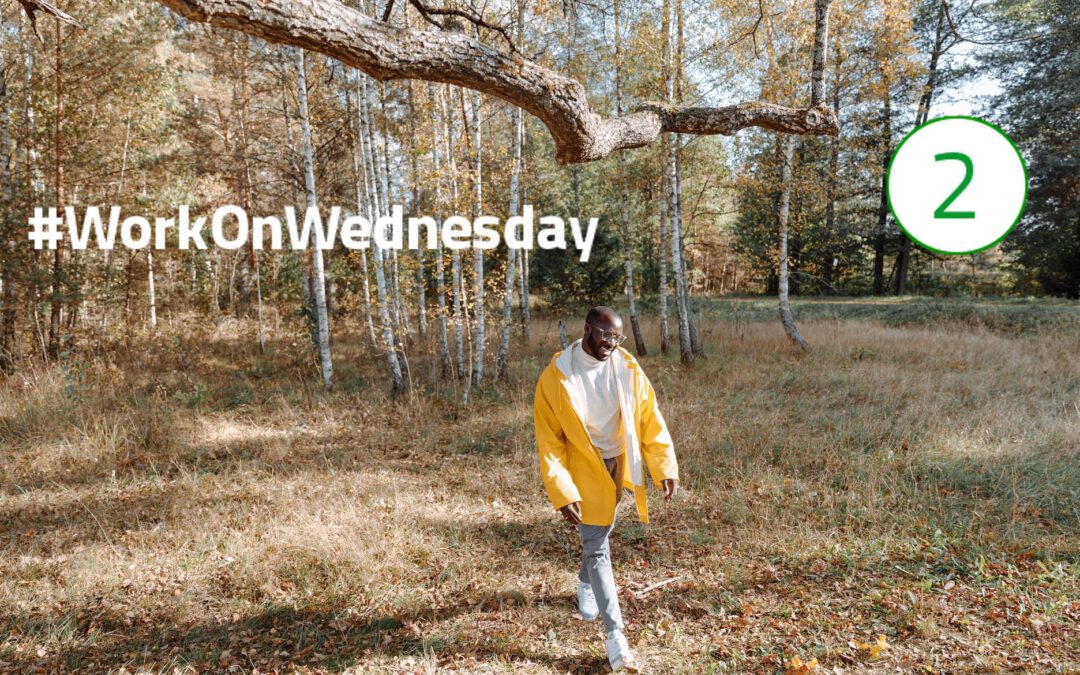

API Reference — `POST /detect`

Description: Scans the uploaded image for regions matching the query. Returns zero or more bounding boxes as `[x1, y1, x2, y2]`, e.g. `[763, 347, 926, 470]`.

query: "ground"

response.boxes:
[1, 297, 1077, 673]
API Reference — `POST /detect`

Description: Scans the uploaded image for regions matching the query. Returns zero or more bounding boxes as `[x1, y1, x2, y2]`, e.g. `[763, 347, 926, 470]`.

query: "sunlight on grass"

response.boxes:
[1, 309, 1077, 673]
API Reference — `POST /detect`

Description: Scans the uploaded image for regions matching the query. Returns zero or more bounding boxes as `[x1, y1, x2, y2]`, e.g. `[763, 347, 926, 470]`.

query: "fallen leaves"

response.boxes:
[785, 655, 819, 673]
[850, 633, 890, 660]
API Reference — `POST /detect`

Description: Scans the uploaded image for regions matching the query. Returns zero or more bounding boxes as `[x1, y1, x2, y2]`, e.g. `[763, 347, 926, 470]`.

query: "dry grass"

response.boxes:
[0, 309, 1077, 673]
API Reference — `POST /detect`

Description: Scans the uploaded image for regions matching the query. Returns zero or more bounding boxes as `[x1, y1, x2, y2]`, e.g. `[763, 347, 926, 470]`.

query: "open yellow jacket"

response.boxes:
[534, 339, 678, 526]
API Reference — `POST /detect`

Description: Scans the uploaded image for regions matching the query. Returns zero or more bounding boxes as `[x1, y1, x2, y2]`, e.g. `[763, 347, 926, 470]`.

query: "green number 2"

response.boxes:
[933, 152, 976, 219]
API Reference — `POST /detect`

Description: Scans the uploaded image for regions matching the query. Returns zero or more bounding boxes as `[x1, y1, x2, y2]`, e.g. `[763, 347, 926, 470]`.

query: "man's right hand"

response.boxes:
[560, 501, 583, 525]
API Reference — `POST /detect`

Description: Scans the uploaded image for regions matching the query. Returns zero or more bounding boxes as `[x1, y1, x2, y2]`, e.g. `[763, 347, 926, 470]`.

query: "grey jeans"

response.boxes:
[577, 455, 624, 634]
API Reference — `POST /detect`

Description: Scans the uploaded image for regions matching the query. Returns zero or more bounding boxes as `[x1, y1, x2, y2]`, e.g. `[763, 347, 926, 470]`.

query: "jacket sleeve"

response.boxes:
[534, 374, 581, 511]
[636, 367, 679, 488]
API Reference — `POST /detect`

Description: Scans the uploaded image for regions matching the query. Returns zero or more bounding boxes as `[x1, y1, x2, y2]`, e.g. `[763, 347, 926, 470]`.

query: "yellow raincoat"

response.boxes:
[534, 339, 678, 526]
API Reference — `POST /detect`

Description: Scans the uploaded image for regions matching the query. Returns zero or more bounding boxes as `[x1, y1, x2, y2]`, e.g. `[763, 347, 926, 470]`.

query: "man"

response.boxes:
[534, 306, 679, 671]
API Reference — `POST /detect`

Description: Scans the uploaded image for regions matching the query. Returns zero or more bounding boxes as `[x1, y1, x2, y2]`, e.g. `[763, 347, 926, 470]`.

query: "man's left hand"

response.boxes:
[662, 479, 678, 502]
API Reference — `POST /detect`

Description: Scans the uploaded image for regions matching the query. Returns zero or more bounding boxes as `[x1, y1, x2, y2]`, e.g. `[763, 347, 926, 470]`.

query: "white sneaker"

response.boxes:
[577, 581, 598, 621]
[605, 629, 637, 671]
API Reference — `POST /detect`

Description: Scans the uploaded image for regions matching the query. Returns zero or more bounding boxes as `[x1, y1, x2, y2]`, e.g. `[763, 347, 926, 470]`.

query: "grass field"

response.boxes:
[1, 297, 1078, 673]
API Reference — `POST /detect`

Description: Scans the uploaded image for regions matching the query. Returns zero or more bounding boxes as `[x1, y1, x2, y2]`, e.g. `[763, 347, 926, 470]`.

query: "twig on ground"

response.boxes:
[633, 575, 685, 598]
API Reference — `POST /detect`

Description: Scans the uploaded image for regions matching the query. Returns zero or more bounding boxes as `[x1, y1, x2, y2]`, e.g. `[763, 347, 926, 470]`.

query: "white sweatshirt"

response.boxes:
[571, 343, 626, 460]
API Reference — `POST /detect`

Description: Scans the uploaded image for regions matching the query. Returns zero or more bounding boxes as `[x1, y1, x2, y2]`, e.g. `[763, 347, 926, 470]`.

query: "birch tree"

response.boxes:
[427, 83, 452, 378]
[495, 0, 525, 380]
[663, 0, 693, 364]
[614, 0, 646, 356]
[777, 135, 809, 351]
[294, 48, 334, 390]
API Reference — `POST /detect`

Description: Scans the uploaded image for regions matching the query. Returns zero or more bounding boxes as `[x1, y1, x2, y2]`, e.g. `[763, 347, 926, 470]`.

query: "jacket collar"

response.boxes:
[550, 339, 644, 487]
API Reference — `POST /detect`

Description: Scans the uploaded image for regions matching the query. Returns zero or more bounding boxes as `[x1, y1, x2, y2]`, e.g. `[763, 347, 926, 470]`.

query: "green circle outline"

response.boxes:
[886, 115, 1028, 256]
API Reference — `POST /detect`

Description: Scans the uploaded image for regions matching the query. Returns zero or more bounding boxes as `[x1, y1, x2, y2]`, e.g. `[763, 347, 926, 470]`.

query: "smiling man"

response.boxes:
[533, 306, 679, 671]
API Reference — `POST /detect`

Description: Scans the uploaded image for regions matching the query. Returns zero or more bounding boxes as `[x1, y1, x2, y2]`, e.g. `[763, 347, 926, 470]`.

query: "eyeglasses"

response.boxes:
[587, 322, 627, 346]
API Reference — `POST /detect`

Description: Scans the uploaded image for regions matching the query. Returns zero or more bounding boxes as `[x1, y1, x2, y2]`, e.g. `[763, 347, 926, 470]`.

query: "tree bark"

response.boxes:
[151, 0, 838, 165]
[441, 86, 465, 379]
[47, 20, 63, 360]
[406, 80, 427, 341]
[872, 69, 892, 296]
[658, 177, 670, 353]
[897, 0, 948, 296]
[664, 0, 692, 364]
[614, 0, 646, 356]
[349, 70, 378, 348]
[468, 86, 485, 390]
[496, 5, 523, 383]
[778, 136, 809, 351]
[823, 34, 842, 294]
[518, 247, 530, 341]
[358, 71, 404, 392]
[427, 82, 451, 378]
[0, 17, 15, 371]
[294, 48, 334, 390]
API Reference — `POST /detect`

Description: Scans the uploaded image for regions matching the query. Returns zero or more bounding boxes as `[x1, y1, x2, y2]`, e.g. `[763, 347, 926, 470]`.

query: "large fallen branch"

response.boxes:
[155, 0, 839, 163]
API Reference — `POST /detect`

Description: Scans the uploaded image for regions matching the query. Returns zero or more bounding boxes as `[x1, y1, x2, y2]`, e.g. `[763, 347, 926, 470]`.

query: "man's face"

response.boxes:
[583, 313, 624, 361]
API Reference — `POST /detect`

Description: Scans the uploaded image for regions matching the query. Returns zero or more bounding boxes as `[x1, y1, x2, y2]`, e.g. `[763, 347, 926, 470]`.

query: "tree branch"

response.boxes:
[154, 0, 837, 164]
[810, 0, 832, 108]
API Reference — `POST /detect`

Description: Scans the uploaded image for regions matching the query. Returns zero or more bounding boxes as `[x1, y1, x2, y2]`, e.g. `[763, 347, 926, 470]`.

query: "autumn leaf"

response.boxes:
[852, 634, 890, 660]
[785, 655, 819, 673]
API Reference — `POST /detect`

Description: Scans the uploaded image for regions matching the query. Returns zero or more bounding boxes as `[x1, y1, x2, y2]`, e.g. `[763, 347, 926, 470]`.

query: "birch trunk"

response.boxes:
[614, 0, 646, 356]
[441, 86, 465, 379]
[872, 68, 892, 296]
[428, 83, 451, 378]
[658, 178, 669, 353]
[496, 97, 522, 380]
[664, 0, 692, 364]
[358, 72, 404, 392]
[0, 20, 14, 371]
[675, 0, 702, 357]
[147, 250, 157, 330]
[294, 48, 334, 390]
[47, 21, 63, 359]
[349, 70, 378, 348]
[518, 248, 530, 341]
[99, 111, 131, 337]
[823, 36, 842, 294]
[468, 86, 485, 390]
[778, 136, 809, 351]
[406, 81, 427, 340]
[279, 48, 318, 345]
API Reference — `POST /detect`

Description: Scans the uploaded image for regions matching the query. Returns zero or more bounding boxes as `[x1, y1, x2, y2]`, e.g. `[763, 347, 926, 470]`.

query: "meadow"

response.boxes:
[1, 298, 1077, 673]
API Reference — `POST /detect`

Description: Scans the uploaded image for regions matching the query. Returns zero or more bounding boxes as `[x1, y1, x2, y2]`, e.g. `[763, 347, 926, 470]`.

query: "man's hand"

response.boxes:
[662, 479, 678, 502]
[560, 501, 583, 525]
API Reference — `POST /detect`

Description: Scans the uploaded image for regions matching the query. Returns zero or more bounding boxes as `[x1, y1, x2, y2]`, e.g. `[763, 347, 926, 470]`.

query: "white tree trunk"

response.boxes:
[496, 102, 522, 381]
[614, 0, 646, 356]
[778, 136, 810, 352]
[665, 0, 692, 365]
[468, 86, 485, 390]
[658, 180, 670, 354]
[518, 248, 530, 341]
[294, 48, 334, 390]
[427, 83, 451, 378]
[441, 86, 466, 379]
[147, 250, 157, 330]
[350, 71, 378, 348]
[358, 72, 404, 391]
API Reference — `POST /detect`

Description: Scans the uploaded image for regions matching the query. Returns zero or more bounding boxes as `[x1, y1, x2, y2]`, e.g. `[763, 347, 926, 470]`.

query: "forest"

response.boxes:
[0, 0, 1077, 672]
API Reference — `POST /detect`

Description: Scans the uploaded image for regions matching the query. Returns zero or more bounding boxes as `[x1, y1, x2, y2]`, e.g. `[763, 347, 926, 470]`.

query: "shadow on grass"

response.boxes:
[0, 595, 611, 673]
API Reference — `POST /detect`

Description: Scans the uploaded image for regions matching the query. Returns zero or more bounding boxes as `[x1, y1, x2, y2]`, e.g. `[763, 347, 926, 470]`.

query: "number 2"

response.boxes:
[934, 152, 976, 219]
